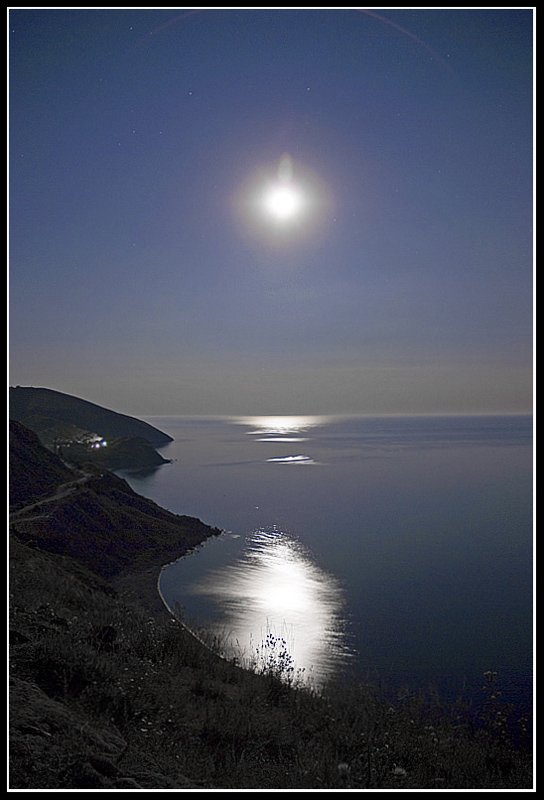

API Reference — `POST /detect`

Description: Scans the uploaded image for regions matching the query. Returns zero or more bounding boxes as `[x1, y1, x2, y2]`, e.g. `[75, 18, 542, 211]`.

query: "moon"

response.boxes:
[233, 152, 332, 245]
[262, 182, 304, 221]
[259, 154, 306, 223]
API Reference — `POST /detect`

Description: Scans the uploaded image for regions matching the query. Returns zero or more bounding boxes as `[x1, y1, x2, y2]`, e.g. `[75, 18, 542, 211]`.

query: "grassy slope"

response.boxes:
[9, 425, 533, 789]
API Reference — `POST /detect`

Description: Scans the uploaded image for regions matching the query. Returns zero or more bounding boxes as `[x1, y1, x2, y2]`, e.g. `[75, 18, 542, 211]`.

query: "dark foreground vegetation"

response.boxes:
[9, 422, 533, 789]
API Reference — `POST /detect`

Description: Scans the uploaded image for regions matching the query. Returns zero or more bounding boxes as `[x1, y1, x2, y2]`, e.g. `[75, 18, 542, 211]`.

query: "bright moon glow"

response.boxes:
[261, 153, 303, 221]
[262, 184, 303, 220]
[234, 153, 331, 244]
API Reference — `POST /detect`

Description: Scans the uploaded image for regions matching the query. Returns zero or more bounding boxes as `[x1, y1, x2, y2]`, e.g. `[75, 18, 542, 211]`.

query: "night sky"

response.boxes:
[9, 9, 534, 416]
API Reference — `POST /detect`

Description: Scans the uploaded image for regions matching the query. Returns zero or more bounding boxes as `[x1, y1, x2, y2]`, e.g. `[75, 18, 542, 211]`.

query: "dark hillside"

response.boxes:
[9, 422, 219, 579]
[11, 469, 220, 578]
[9, 420, 74, 509]
[9, 386, 173, 446]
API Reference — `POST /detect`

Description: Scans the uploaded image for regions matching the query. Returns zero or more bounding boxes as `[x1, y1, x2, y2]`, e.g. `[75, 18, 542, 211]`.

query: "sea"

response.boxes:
[120, 414, 533, 711]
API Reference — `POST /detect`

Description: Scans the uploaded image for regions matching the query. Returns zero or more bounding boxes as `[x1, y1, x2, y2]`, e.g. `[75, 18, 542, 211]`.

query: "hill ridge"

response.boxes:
[9, 386, 173, 446]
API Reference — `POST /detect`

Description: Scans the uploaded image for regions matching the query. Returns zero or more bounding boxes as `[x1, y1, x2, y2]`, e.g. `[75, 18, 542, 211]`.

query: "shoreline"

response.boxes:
[157, 559, 231, 657]
[112, 539, 240, 671]
[112, 540, 211, 621]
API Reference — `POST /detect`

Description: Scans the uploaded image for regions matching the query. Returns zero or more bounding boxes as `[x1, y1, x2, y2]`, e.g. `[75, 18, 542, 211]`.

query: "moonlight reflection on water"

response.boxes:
[134, 415, 531, 707]
[164, 527, 351, 686]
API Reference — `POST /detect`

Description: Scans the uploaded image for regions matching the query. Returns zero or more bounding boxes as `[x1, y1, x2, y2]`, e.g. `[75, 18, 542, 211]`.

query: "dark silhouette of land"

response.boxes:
[9, 386, 173, 471]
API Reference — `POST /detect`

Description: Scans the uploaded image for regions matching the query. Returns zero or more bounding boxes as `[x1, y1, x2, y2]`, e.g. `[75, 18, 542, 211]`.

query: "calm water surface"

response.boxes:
[121, 415, 533, 705]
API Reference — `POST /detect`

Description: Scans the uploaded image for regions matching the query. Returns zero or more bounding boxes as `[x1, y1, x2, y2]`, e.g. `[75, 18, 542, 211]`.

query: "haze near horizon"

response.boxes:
[9, 9, 533, 418]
